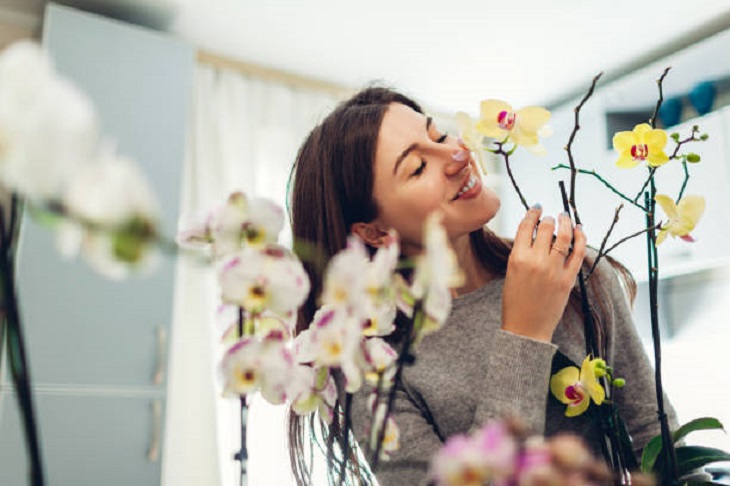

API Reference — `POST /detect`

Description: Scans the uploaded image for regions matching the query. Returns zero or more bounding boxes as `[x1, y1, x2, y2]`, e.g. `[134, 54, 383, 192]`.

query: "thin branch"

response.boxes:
[552, 164, 645, 211]
[669, 126, 701, 160]
[496, 144, 529, 211]
[586, 205, 623, 278]
[649, 67, 671, 128]
[586, 222, 663, 280]
[633, 167, 657, 204]
[564, 72, 603, 225]
[676, 160, 690, 203]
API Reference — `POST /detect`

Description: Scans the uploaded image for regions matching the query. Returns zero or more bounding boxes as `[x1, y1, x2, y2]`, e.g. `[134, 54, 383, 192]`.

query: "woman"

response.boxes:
[287, 87, 672, 485]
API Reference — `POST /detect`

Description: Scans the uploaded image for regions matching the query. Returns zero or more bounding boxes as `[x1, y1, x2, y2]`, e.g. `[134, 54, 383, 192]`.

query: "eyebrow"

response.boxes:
[392, 117, 433, 175]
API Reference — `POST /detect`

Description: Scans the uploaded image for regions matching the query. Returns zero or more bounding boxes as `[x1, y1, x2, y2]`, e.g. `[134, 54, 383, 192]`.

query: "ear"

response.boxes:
[351, 222, 388, 247]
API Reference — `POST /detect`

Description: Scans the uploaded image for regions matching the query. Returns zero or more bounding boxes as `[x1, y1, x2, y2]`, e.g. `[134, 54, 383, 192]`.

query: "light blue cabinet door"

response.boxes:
[0, 391, 165, 486]
[11, 4, 193, 388]
[15, 215, 172, 388]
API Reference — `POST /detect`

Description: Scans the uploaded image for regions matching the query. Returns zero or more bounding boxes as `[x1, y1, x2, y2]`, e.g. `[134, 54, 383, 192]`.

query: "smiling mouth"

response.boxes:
[452, 173, 478, 201]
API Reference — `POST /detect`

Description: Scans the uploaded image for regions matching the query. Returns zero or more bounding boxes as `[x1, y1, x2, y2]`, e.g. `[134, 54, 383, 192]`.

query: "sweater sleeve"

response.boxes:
[597, 259, 679, 456]
[349, 383, 444, 486]
[471, 329, 558, 435]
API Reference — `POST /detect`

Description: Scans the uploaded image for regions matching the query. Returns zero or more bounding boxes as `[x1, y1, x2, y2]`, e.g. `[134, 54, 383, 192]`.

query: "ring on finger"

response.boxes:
[551, 244, 570, 257]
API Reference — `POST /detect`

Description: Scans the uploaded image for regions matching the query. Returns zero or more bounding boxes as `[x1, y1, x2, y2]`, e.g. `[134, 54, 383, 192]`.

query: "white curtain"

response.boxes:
[162, 64, 340, 486]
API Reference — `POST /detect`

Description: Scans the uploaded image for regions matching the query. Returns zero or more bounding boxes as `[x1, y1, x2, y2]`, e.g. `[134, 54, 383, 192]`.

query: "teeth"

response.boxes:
[457, 175, 477, 197]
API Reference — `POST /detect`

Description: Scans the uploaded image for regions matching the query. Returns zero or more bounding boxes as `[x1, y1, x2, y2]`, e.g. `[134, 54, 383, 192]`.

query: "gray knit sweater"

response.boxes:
[350, 258, 676, 486]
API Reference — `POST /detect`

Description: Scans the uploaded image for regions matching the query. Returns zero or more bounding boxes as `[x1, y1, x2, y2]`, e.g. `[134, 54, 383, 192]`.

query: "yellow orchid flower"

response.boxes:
[654, 194, 706, 245]
[455, 111, 488, 174]
[475, 99, 551, 154]
[550, 356, 606, 417]
[613, 123, 669, 168]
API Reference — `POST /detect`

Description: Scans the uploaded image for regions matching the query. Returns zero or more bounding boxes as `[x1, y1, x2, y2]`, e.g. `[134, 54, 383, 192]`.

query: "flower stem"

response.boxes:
[338, 393, 353, 485]
[633, 167, 657, 204]
[0, 199, 46, 485]
[649, 67, 672, 128]
[676, 160, 690, 204]
[565, 72, 603, 225]
[552, 165, 645, 211]
[370, 300, 420, 471]
[497, 145, 529, 211]
[585, 204, 623, 278]
[644, 191, 678, 482]
[586, 223, 662, 281]
[235, 307, 249, 486]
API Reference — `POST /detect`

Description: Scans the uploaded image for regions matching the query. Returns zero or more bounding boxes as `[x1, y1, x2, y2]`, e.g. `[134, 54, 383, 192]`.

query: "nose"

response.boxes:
[445, 147, 470, 176]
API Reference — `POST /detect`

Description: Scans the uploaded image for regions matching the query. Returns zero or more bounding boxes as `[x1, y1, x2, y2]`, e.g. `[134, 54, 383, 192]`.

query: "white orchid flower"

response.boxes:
[320, 235, 370, 317]
[362, 337, 397, 387]
[202, 192, 284, 259]
[220, 337, 293, 404]
[288, 365, 337, 423]
[218, 245, 310, 317]
[294, 305, 365, 393]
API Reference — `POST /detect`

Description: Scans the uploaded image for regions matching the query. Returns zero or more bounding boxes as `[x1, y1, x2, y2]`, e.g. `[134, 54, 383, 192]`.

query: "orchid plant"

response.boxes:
[457, 69, 730, 484]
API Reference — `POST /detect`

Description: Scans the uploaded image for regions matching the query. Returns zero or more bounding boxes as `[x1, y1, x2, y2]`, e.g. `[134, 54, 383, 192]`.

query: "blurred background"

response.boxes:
[0, 1, 729, 484]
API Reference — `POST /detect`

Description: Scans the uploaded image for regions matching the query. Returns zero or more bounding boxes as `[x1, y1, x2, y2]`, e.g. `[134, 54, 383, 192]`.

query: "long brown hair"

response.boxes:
[286, 86, 635, 485]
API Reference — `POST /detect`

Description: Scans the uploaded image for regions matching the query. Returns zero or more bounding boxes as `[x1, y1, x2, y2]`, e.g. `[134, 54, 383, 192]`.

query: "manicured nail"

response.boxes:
[576, 224, 583, 232]
[452, 149, 469, 162]
[531, 203, 542, 210]
[542, 216, 555, 225]
[560, 211, 570, 218]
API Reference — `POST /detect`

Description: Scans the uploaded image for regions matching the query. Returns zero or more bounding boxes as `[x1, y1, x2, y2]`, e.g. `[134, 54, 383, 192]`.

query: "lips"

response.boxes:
[452, 172, 480, 201]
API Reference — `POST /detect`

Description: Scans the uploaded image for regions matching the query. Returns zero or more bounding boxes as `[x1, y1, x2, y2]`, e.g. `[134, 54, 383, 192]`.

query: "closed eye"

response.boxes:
[411, 160, 426, 178]
[436, 132, 448, 143]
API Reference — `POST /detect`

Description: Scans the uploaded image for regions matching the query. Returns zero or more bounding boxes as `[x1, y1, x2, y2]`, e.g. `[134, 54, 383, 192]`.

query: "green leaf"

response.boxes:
[673, 417, 725, 443]
[641, 434, 664, 473]
[686, 153, 701, 163]
[642, 418, 725, 474]
[673, 446, 730, 478]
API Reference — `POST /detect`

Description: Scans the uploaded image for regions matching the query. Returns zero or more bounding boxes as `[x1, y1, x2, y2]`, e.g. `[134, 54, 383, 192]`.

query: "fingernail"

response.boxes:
[542, 216, 555, 225]
[531, 203, 542, 210]
[452, 149, 469, 162]
[576, 224, 583, 232]
[560, 211, 570, 218]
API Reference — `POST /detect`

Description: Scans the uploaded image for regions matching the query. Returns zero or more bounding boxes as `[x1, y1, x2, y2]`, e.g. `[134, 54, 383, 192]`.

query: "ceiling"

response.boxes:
[4, 1, 730, 113]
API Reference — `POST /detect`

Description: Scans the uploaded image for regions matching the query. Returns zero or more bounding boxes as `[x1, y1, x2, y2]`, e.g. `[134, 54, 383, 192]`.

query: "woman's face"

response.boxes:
[365, 102, 501, 252]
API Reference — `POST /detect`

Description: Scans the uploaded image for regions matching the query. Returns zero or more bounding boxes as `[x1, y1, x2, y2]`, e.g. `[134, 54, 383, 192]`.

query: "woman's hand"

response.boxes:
[501, 205, 587, 342]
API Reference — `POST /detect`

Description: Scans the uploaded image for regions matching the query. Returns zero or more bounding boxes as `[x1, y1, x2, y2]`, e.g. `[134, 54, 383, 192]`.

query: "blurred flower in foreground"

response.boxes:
[431, 421, 517, 486]
[56, 150, 160, 279]
[410, 212, 464, 343]
[550, 355, 606, 417]
[430, 420, 615, 486]
[654, 194, 706, 245]
[613, 123, 669, 168]
[0, 41, 98, 201]
[475, 99, 551, 155]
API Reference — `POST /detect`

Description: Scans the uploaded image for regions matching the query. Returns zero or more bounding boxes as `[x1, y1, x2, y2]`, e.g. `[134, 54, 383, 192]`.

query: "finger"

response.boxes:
[550, 212, 573, 260]
[566, 224, 587, 273]
[533, 215, 556, 253]
[514, 205, 543, 249]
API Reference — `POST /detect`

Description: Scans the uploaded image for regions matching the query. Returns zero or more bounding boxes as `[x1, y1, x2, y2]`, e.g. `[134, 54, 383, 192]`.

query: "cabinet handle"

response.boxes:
[147, 399, 162, 462]
[152, 326, 167, 385]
